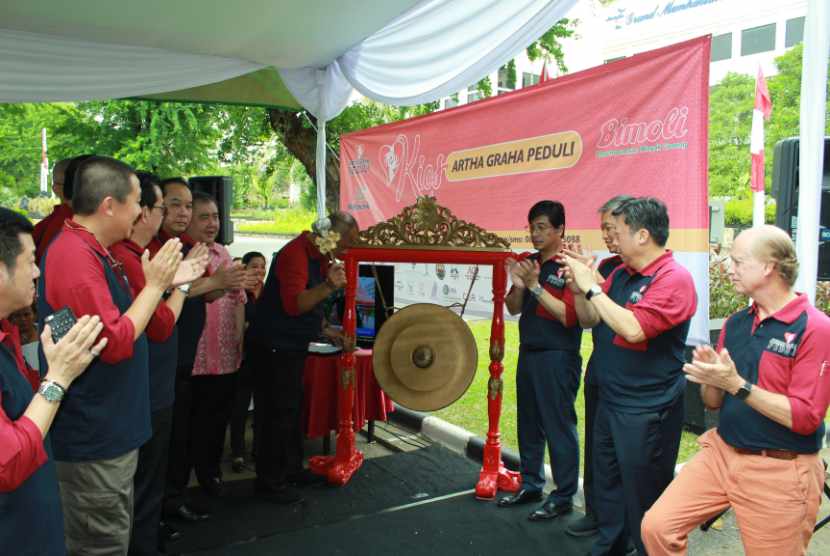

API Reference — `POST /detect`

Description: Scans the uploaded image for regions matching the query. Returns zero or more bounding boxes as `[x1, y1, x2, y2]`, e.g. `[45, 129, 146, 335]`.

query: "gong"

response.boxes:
[373, 303, 477, 412]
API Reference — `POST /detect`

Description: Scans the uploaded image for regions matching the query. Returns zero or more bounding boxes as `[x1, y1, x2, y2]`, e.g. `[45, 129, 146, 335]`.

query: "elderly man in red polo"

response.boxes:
[641, 225, 830, 555]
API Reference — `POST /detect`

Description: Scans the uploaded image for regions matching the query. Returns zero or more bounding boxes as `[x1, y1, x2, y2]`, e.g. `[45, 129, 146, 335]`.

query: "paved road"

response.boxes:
[226, 234, 289, 272]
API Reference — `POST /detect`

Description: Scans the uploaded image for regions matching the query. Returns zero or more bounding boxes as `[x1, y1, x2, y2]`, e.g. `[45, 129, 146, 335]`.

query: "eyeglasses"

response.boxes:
[151, 205, 167, 214]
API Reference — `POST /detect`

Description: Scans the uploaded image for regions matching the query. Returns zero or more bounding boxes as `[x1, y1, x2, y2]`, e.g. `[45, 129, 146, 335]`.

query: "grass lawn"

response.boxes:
[431, 319, 702, 470]
[235, 207, 316, 235]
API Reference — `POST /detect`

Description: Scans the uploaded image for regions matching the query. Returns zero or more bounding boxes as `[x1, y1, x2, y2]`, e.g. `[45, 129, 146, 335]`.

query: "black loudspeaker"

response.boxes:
[189, 176, 234, 245]
[772, 137, 830, 280]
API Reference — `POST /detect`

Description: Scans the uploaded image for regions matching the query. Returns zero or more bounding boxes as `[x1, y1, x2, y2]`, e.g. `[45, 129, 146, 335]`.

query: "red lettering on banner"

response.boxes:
[596, 106, 689, 148]
[380, 134, 446, 202]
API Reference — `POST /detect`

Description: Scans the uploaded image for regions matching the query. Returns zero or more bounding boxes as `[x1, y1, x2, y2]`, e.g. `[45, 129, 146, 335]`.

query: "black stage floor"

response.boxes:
[169, 444, 594, 556]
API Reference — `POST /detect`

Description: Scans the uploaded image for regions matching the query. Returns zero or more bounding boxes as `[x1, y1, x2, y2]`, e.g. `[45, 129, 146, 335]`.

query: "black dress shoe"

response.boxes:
[159, 520, 182, 543]
[287, 469, 327, 487]
[566, 511, 599, 537]
[255, 481, 305, 505]
[169, 503, 211, 522]
[497, 488, 544, 507]
[528, 500, 573, 521]
[201, 476, 225, 498]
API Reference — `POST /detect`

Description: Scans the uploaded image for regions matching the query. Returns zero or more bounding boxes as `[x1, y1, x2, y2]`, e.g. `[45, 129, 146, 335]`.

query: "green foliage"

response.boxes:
[235, 207, 316, 235]
[525, 19, 576, 73]
[506, 60, 517, 90]
[723, 197, 776, 225]
[708, 44, 830, 198]
[709, 256, 748, 318]
[56, 100, 222, 176]
[816, 282, 830, 316]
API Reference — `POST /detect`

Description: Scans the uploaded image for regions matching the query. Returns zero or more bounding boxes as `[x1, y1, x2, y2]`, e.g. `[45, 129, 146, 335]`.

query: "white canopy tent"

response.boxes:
[0, 0, 577, 218]
[1, 0, 826, 300]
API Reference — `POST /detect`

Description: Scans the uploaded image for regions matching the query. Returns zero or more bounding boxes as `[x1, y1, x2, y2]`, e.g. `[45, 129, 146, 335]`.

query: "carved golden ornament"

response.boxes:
[489, 341, 504, 363]
[356, 197, 510, 251]
[488, 377, 503, 400]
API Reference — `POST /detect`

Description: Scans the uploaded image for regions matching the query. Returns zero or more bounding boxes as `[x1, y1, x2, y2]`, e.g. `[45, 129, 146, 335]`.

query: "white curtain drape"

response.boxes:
[0, 0, 577, 216]
[0, 29, 265, 102]
[279, 0, 577, 214]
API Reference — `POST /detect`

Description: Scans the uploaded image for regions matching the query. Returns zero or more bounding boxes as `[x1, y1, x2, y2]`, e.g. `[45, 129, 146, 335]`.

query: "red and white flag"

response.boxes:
[539, 61, 550, 84]
[750, 67, 772, 192]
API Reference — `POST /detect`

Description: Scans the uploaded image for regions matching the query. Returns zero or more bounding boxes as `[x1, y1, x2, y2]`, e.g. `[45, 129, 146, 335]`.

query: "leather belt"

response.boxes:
[734, 447, 799, 460]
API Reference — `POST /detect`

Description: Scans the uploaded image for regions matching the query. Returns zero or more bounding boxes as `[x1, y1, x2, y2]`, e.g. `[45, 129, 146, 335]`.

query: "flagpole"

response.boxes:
[795, 0, 829, 303]
[40, 128, 49, 195]
[750, 66, 771, 228]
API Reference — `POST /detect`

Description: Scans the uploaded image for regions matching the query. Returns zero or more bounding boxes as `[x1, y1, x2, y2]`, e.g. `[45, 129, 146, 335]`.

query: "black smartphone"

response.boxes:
[44, 307, 78, 344]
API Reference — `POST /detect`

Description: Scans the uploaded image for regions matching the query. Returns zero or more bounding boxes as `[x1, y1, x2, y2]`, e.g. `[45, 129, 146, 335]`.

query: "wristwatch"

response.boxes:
[585, 284, 603, 301]
[529, 285, 544, 298]
[177, 282, 192, 295]
[38, 380, 66, 403]
[733, 380, 753, 401]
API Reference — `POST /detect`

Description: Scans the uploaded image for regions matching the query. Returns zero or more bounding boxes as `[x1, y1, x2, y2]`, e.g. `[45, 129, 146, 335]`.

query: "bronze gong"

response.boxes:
[373, 303, 477, 411]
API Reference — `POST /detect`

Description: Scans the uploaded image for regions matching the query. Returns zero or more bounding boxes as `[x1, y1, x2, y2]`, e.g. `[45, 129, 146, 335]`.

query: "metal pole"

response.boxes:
[795, 0, 829, 303]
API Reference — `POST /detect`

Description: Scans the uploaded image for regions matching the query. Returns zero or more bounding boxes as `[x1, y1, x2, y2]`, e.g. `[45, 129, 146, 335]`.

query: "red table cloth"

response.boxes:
[303, 349, 394, 438]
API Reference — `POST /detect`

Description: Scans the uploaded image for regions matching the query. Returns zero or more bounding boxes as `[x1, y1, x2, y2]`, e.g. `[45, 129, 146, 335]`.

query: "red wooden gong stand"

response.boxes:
[309, 199, 521, 499]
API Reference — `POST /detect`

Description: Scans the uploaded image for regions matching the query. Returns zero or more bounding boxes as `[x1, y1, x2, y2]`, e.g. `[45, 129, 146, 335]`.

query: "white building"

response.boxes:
[440, 0, 807, 110]
[589, 0, 807, 85]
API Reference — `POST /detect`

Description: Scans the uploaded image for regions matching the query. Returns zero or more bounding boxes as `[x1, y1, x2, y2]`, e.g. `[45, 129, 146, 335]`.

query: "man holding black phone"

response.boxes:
[38, 156, 186, 555]
[0, 206, 107, 555]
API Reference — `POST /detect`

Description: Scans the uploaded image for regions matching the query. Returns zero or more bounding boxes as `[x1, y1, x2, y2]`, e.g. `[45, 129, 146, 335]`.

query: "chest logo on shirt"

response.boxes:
[545, 269, 566, 289]
[766, 334, 799, 358]
[628, 285, 648, 304]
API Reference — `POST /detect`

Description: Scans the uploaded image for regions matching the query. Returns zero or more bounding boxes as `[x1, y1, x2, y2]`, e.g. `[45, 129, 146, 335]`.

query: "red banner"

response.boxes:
[340, 36, 711, 343]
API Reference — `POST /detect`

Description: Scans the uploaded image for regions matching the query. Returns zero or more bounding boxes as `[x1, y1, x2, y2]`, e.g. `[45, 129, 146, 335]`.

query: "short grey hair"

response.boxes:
[598, 195, 635, 215]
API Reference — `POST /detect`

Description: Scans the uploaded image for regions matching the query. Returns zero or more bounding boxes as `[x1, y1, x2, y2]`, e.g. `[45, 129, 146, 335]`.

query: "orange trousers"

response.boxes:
[641, 428, 824, 556]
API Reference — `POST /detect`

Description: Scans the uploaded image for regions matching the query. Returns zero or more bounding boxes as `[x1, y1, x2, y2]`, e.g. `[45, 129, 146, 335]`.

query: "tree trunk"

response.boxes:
[268, 109, 340, 212]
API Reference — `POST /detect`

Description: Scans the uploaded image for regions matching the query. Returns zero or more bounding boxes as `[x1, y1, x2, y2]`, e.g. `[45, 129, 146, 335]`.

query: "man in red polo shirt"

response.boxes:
[562, 197, 697, 556]
[247, 212, 357, 504]
[111, 173, 207, 555]
[641, 225, 830, 555]
[32, 158, 71, 265]
[38, 156, 184, 555]
[0, 206, 107, 556]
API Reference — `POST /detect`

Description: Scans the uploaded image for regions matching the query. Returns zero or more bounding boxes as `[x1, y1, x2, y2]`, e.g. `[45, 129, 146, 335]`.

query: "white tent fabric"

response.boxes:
[280, 0, 577, 117]
[279, 0, 576, 214]
[0, 29, 266, 103]
[0, 0, 576, 216]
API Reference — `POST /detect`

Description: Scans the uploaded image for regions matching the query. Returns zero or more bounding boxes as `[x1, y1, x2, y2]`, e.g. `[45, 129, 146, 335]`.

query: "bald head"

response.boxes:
[733, 225, 799, 287]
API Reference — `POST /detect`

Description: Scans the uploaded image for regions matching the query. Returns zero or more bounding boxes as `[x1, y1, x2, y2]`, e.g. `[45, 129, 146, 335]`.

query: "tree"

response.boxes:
[55, 100, 224, 176]
[707, 73, 755, 198]
[707, 43, 830, 201]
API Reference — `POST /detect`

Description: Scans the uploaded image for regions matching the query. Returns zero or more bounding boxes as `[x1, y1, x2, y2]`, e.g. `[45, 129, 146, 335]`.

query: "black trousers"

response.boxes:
[515, 348, 581, 504]
[591, 395, 684, 556]
[230, 358, 255, 458]
[582, 381, 600, 516]
[165, 370, 193, 506]
[251, 343, 306, 486]
[129, 406, 173, 556]
[189, 373, 237, 483]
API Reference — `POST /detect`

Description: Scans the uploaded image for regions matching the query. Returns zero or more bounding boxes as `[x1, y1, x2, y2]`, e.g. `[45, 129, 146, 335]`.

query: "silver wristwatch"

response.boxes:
[177, 282, 192, 295]
[529, 285, 544, 298]
[585, 284, 603, 301]
[38, 380, 66, 403]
